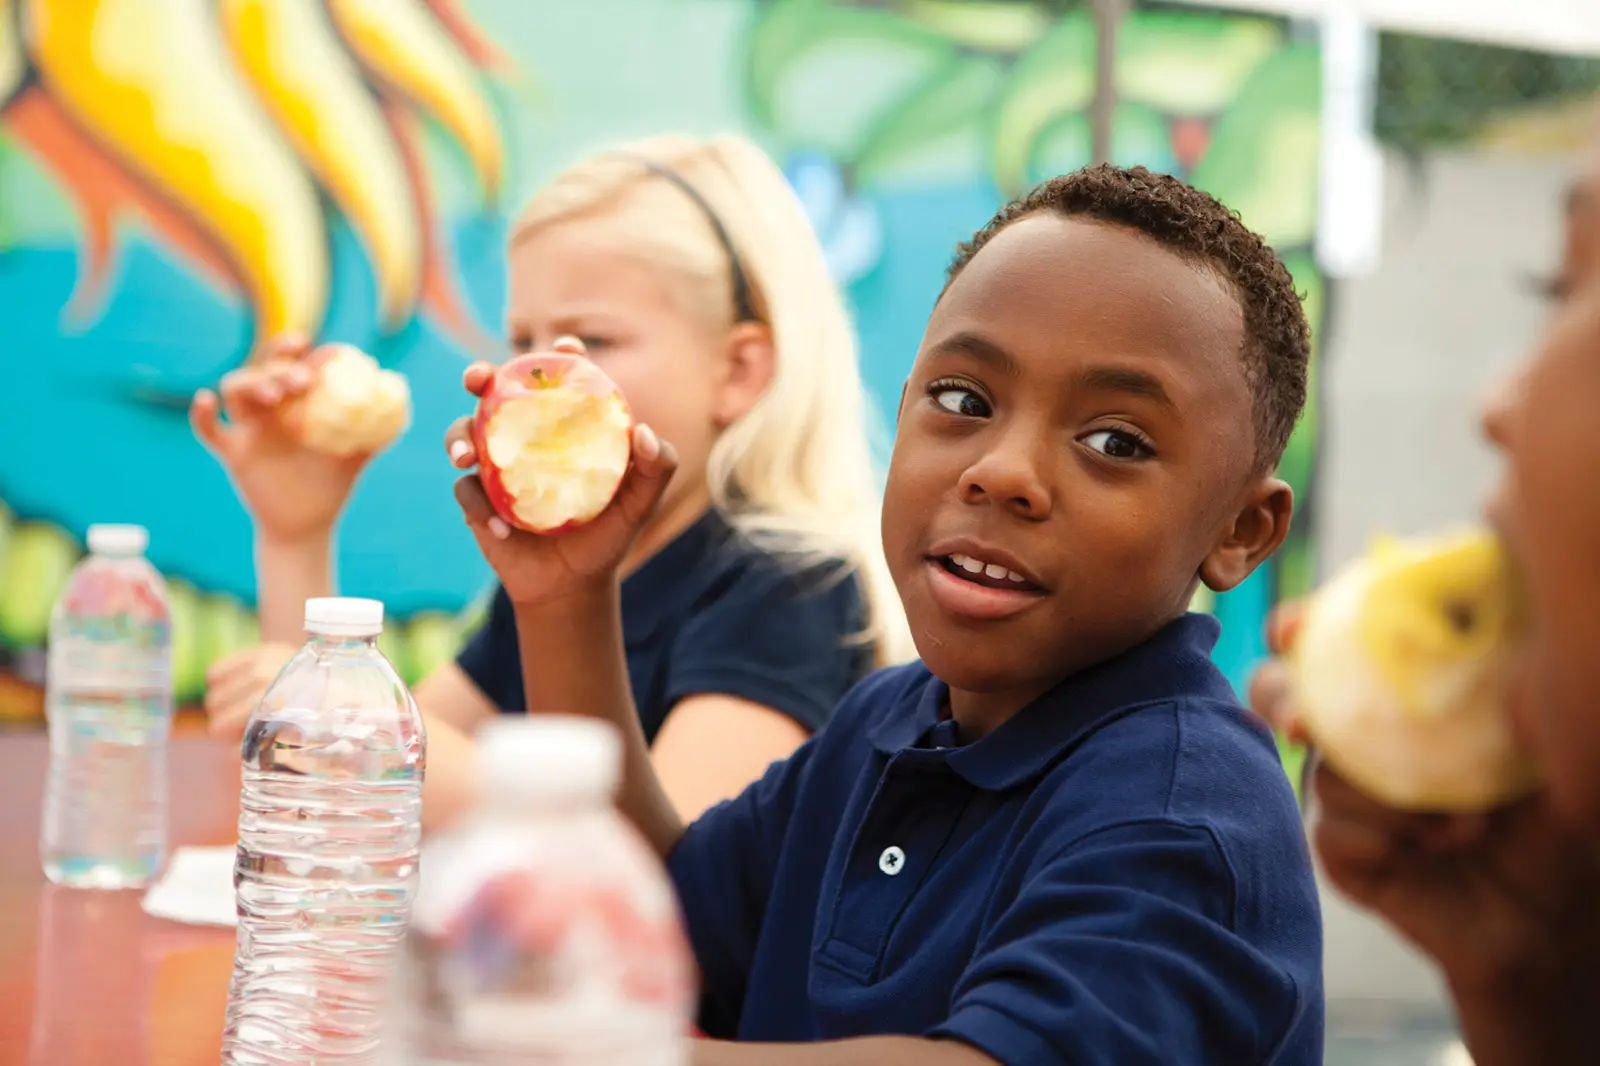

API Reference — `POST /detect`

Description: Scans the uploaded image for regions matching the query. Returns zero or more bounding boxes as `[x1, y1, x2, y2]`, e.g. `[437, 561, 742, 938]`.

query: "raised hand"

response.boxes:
[189, 335, 368, 542]
[445, 355, 678, 608]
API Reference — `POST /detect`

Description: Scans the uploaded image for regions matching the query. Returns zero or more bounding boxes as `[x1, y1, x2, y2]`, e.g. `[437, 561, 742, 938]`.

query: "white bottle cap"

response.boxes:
[86, 524, 148, 556]
[477, 716, 621, 806]
[304, 596, 384, 637]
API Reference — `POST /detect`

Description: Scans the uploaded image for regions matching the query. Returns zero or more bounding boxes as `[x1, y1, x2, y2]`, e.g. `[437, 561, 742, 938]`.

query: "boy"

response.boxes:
[448, 164, 1324, 1065]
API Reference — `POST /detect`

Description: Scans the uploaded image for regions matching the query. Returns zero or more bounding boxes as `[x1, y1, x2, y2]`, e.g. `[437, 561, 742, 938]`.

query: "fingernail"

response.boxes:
[635, 423, 660, 461]
[552, 335, 585, 354]
[488, 517, 511, 540]
[449, 440, 472, 465]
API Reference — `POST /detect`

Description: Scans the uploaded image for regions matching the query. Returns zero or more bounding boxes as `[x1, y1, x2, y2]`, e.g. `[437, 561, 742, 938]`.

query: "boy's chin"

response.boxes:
[913, 636, 1053, 697]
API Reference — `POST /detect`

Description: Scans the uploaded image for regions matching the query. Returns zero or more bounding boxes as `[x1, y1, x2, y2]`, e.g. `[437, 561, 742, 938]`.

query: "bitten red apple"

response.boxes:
[472, 350, 633, 534]
[282, 343, 412, 457]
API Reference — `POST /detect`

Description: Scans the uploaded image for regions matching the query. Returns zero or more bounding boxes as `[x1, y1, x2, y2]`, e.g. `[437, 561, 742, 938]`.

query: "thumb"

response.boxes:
[609, 424, 678, 529]
[189, 388, 234, 460]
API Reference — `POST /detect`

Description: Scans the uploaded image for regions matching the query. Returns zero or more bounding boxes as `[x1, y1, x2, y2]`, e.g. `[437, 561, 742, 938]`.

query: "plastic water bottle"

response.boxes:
[223, 597, 425, 1066]
[40, 523, 172, 889]
[395, 716, 694, 1066]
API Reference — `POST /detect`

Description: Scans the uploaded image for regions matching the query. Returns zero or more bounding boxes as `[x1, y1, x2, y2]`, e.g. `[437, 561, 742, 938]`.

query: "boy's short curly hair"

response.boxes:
[947, 164, 1310, 469]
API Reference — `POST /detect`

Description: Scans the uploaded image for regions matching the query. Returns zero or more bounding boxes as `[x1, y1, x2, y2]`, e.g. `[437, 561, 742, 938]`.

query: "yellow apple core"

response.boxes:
[299, 346, 412, 457]
[483, 387, 632, 530]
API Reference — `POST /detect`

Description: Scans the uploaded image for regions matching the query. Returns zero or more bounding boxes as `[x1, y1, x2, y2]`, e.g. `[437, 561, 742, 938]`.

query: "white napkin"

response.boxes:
[142, 845, 238, 927]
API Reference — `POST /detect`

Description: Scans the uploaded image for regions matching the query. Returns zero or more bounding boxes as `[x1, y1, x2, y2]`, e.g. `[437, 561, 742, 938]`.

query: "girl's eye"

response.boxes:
[930, 385, 989, 418]
[510, 335, 534, 354]
[578, 335, 611, 352]
[1082, 429, 1151, 460]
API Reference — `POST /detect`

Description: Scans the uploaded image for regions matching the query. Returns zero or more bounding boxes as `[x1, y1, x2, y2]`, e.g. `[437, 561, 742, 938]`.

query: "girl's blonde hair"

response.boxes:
[509, 133, 913, 666]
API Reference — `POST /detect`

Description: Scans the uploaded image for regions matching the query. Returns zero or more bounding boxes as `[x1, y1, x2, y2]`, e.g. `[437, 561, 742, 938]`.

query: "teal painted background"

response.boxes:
[0, 0, 1323, 717]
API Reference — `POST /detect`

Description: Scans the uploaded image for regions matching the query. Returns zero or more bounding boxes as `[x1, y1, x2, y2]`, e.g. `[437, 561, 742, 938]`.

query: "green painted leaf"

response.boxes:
[0, 524, 79, 648]
[1117, 12, 1282, 116]
[989, 11, 1095, 195]
[195, 595, 257, 674]
[406, 611, 465, 684]
[854, 53, 1006, 186]
[1027, 102, 1173, 185]
[377, 624, 412, 685]
[1188, 44, 1321, 247]
[168, 580, 204, 703]
[1276, 250, 1323, 507]
[746, 0, 955, 160]
[896, 0, 1049, 53]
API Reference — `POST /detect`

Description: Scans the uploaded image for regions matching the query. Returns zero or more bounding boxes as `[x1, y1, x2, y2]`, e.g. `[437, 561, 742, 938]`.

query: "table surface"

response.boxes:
[0, 730, 241, 1066]
[0, 731, 1468, 1066]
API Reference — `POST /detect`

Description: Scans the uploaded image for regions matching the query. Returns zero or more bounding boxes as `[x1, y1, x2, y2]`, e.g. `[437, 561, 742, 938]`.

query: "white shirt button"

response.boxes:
[878, 846, 906, 876]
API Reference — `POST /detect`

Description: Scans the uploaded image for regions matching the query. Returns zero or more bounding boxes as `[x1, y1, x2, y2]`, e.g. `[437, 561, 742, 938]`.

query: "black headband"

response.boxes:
[627, 157, 761, 324]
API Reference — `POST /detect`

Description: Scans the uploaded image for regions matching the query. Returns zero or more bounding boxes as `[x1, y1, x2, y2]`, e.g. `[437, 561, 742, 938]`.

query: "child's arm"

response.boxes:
[693, 1037, 998, 1066]
[188, 337, 368, 643]
[510, 583, 685, 856]
[447, 360, 686, 858]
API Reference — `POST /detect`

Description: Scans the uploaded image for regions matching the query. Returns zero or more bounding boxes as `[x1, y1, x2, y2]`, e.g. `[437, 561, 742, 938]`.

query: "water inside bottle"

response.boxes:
[223, 629, 424, 1066]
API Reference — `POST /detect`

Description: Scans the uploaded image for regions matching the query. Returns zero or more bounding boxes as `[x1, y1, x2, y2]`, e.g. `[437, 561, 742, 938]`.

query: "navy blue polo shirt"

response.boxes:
[667, 613, 1324, 1064]
[455, 509, 872, 742]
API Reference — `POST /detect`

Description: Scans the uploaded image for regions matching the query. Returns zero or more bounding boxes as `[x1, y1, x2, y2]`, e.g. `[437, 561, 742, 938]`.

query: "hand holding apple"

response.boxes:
[282, 343, 412, 458]
[190, 336, 381, 542]
[448, 338, 678, 607]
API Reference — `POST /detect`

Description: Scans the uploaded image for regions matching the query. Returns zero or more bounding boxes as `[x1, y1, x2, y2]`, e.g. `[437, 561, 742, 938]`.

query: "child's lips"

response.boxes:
[923, 558, 1045, 621]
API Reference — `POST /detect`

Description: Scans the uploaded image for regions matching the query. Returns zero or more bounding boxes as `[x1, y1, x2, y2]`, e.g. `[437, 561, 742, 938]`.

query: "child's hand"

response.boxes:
[1309, 761, 1600, 1005]
[189, 335, 369, 543]
[203, 642, 298, 741]
[1246, 601, 1310, 744]
[1252, 599, 1600, 994]
[445, 361, 678, 608]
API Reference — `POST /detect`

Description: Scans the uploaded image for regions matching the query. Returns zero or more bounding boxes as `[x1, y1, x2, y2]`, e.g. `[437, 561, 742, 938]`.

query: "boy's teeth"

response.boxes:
[949, 553, 1028, 585]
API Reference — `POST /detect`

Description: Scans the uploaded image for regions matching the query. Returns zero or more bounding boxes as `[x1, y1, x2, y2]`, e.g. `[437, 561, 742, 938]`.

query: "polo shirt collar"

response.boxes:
[620, 508, 729, 644]
[870, 613, 1228, 791]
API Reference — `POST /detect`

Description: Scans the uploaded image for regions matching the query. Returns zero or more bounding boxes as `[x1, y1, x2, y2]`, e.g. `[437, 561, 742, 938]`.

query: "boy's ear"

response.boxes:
[1198, 477, 1294, 593]
[712, 321, 776, 427]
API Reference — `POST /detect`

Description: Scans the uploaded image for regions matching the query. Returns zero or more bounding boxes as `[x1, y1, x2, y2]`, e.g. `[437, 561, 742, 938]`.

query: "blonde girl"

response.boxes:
[194, 133, 909, 826]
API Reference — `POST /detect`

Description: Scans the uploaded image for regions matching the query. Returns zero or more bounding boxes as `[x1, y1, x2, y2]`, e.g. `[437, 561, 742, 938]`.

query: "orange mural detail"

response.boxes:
[0, 0, 508, 356]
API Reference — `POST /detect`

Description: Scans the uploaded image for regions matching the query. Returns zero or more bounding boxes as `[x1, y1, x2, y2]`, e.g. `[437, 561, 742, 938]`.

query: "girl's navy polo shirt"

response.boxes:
[455, 509, 874, 743]
[667, 613, 1325, 1064]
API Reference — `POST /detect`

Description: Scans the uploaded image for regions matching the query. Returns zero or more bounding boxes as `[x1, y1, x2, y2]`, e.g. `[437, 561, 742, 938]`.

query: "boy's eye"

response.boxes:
[1082, 429, 1151, 460]
[930, 384, 989, 418]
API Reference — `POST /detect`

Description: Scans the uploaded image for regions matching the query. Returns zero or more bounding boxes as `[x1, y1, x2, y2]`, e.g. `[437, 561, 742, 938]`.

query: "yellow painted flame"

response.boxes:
[24, 0, 327, 343]
[218, 0, 422, 330]
[4, 0, 507, 352]
[328, 0, 504, 202]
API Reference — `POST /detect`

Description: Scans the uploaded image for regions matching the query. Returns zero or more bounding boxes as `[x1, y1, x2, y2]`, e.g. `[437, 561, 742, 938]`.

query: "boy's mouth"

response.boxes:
[935, 553, 1043, 593]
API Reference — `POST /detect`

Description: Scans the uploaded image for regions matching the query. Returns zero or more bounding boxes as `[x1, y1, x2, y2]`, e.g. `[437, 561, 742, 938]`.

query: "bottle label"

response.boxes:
[48, 626, 172, 700]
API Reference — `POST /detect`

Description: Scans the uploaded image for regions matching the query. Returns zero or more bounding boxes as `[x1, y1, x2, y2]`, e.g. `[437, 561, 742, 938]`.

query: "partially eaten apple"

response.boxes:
[472, 352, 633, 534]
[283, 343, 412, 457]
[1289, 527, 1538, 812]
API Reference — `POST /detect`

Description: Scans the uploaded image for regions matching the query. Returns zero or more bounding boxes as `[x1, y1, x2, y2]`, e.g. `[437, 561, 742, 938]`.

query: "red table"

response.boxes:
[0, 731, 241, 1065]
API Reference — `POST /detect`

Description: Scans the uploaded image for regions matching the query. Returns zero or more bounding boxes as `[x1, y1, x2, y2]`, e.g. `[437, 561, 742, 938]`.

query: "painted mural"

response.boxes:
[0, 0, 1324, 726]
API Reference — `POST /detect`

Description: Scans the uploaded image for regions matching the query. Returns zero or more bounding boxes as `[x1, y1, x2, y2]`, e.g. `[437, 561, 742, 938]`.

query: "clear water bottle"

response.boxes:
[40, 523, 172, 889]
[223, 597, 425, 1066]
[396, 717, 695, 1066]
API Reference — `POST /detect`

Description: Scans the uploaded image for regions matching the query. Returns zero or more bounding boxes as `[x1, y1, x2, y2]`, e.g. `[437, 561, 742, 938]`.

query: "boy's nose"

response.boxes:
[959, 440, 1052, 520]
